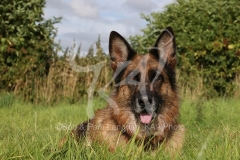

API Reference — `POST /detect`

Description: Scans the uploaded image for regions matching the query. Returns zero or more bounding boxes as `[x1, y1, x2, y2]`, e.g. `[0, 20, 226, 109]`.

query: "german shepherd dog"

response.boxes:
[72, 27, 184, 153]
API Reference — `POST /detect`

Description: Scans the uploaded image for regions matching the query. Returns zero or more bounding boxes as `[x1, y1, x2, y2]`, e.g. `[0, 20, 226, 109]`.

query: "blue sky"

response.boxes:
[44, 0, 175, 54]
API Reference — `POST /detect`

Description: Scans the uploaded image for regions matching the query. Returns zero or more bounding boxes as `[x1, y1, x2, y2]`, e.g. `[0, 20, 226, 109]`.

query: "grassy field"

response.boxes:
[0, 97, 240, 159]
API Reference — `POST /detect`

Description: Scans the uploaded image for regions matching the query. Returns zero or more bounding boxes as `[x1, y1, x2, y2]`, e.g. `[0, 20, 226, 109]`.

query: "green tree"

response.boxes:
[96, 35, 104, 57]
[130, 0, 240, 96]
[0, 0, 61, 93]
[87, 44, 94, 57]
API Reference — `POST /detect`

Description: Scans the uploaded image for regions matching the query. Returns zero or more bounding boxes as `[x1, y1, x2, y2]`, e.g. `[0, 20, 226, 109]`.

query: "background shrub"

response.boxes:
[0, 0, 239, 104]
[130, 0, 240, 97]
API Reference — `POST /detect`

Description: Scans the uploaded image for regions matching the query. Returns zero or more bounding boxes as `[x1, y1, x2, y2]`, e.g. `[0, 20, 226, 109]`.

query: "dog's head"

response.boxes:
[109, 27, 178, 126]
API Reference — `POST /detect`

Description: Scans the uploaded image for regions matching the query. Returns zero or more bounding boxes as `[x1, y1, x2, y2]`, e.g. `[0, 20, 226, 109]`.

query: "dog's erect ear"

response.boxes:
[109, 31, 136, 71]
[150, 26, 176, 68]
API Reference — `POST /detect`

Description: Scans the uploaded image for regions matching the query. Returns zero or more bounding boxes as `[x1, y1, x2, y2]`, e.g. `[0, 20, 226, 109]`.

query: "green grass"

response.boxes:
[0, 97, 239, 159]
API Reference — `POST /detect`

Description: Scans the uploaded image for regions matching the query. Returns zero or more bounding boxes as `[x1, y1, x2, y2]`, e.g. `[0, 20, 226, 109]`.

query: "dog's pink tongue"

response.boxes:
[140, 113, 152, 124]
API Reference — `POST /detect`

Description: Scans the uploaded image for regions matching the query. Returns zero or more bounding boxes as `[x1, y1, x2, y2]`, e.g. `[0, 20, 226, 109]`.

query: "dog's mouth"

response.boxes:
[139, 110, 153, 124]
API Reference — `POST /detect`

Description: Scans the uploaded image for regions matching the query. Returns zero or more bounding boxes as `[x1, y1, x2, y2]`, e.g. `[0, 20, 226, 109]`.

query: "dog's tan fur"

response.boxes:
[71, 27, 184, 153]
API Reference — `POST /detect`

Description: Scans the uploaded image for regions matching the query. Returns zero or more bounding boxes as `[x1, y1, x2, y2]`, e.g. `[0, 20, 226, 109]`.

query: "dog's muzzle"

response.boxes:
[135, 93, 157, 124]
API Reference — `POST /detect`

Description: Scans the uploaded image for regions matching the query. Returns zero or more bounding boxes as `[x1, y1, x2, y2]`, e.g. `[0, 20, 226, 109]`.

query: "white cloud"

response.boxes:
[70, 0, 99, 19]
[124, 0, 157, 12]
[44, 0, 175, 54]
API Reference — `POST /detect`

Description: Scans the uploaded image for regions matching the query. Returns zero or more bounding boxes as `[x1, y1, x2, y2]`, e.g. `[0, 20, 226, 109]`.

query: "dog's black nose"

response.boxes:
[137, 96, 152, 109]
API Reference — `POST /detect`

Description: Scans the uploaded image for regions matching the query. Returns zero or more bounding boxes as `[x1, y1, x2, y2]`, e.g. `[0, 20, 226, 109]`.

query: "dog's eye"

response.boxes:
[131, 73, 140, 82]
[149, 70, 163, 83]
[149, 71, 156, 82]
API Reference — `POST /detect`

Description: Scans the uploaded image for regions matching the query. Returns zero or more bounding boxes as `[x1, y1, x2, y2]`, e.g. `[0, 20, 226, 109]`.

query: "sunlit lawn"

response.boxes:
[0, 97, 239, 159]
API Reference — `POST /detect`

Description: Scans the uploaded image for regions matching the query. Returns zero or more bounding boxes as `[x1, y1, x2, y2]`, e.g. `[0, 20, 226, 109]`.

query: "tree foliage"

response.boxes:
[130, 0, 240, 96]
[0, 0, 61, 95]
[0, 0, 111, 103]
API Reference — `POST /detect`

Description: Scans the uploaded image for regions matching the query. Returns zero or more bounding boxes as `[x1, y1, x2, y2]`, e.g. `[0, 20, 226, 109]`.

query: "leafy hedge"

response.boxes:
[0, 0, 61, 95]
[1, 0, 239, 103]
[130, 0, 240, 97]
